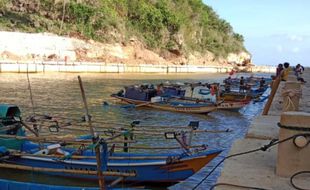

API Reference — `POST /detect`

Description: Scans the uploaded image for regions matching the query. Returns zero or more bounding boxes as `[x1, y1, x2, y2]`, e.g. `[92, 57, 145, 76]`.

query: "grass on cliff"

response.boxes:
[0, 0, 246, 58]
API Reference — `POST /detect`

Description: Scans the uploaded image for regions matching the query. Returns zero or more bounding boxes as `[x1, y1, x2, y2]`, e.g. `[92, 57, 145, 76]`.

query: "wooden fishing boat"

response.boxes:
[220, 86, 268, 100]
[221, 75, 270, 100]
[156, 83, 250, 111]
[178, 84, 252, 111]
[163, 95, 250, 111]
[0, 104, 222, 184]
[113, 83, 253, 112]
[111, 94, 217, 114]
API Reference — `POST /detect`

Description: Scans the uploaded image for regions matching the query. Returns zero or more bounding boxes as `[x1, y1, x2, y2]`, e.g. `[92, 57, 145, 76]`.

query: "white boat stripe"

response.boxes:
[21, 156, 167, 166]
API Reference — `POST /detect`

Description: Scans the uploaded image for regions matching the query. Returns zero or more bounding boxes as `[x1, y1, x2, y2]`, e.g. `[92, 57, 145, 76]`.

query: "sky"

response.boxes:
[203, 0, 310, 66]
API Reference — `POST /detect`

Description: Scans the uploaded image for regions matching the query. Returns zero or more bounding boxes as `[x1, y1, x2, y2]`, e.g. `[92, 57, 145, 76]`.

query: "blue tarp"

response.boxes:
[0, 104, 21, 119]
[0, 104, 25, 150]
[124, 87, 156, 101]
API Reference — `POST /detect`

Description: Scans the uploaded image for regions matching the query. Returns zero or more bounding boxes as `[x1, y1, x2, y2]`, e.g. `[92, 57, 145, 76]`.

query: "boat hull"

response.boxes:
[112, 95, 217, 114]
[217, 100, 250, 111]
[5, 150, 221, 183]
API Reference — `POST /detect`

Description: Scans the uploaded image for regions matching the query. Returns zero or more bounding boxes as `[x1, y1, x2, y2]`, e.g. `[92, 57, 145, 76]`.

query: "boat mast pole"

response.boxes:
[77, 76, 105, 190]
[26, 65, 35, 115]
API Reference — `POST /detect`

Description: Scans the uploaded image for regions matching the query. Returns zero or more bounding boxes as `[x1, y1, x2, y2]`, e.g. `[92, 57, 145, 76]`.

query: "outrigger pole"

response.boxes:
[26, 65, 35, 115]
[78, 76, 106, 190]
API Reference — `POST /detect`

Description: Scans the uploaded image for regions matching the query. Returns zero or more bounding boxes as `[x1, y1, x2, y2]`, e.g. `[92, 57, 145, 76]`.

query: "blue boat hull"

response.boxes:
[7, 149, 220, 183]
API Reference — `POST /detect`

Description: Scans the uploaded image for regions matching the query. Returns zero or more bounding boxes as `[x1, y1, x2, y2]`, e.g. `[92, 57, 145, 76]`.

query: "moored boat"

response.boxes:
[178, 83, 252, 111]
[220, 85, 268, 100]
[112, 82, 254, 112]
[112, 94, 217, 114]
[0, 104, 222, 185]
[112, 85, 217, 114]
[221, 75, 271, 100]
[157, 82, 251, 111]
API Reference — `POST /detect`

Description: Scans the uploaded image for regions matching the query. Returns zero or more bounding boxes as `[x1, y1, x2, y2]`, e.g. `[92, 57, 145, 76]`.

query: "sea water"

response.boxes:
[0, 72, 270, 189]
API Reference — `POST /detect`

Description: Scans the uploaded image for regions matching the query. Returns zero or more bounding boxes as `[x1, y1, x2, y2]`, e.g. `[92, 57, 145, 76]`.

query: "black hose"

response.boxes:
[290, 171, 310, 190]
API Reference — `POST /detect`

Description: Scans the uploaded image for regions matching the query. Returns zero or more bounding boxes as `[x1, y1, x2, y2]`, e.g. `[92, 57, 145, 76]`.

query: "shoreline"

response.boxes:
[0, 61, 276, 74]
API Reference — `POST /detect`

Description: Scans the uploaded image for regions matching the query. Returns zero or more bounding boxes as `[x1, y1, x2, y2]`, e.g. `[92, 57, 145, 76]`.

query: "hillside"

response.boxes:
[0, 0, 251, 67]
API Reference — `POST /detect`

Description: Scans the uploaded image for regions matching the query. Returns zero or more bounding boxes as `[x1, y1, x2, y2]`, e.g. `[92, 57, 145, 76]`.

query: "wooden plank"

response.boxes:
[0, 163, 135, 177]
[262, 76, 280, 115]
[78, 76, 105, 190]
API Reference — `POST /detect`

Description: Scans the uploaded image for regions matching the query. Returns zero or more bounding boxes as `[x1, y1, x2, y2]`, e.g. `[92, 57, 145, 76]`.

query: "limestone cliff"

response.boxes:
[0, 0, 252, 68]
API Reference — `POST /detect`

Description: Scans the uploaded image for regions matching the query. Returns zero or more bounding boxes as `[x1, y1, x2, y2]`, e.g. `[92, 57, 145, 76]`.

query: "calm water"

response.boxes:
[0, 72, 269, 189]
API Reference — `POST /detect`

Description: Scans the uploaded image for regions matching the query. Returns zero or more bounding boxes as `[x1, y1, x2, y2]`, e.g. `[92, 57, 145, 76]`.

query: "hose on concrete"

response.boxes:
[290, 171, 310, 190]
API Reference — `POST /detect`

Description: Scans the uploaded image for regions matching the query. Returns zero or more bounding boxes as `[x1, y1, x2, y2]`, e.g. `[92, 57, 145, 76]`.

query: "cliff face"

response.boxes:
[0, 0, 252, 67]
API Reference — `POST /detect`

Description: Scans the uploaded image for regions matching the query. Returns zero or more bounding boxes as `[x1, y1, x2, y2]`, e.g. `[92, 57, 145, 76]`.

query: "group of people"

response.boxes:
[276, 62, 306, 83]
[223, 76, 266, 93]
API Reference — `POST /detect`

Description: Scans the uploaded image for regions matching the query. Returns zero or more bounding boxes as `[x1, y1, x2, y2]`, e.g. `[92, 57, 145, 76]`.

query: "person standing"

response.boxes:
[276, 63, 283, 77]
[223, 77, 232, 92]
[239, 76, 245, 92]
[295, 64, 306, 83]
[281, 62, 291, 81]
[259, 77, 266, 90]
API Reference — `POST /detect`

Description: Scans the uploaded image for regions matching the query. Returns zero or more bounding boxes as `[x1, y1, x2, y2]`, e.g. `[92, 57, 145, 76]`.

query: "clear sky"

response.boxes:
[203, 0, 310, 66]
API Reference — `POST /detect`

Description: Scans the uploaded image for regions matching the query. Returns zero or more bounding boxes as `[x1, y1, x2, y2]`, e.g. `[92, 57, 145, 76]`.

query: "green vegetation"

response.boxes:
[0, 0, 246, 57]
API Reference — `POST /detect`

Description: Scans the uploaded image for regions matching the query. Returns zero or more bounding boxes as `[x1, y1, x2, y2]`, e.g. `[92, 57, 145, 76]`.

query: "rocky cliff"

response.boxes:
[0, 0, 252, 68]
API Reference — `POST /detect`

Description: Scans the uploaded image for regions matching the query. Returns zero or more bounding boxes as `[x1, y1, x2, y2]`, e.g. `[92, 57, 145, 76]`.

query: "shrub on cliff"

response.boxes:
[0, 0, 246, 58]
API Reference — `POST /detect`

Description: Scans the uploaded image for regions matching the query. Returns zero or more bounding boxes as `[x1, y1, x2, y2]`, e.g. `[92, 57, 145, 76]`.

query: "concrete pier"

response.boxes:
[0, 61, 275, 73]
[215, 68, 310, 190]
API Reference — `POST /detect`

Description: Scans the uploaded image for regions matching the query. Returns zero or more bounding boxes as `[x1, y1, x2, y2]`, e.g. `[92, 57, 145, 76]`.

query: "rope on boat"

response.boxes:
[193, 133, 310, 190]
